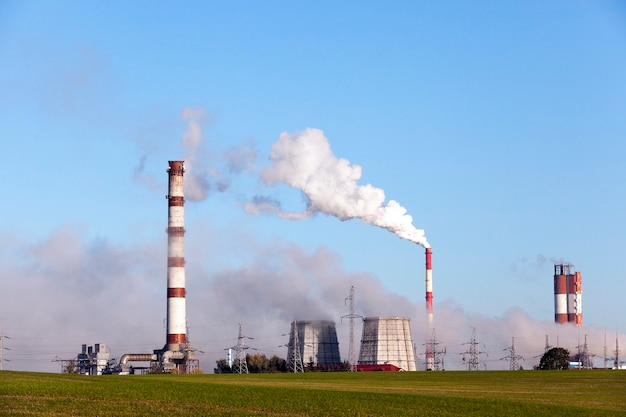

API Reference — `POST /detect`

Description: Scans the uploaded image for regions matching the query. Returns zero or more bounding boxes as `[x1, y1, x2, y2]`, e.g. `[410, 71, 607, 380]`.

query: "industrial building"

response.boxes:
[76, 344, 111, 375]
[358, 316, 416, 371]
[553, 263, 582, 326]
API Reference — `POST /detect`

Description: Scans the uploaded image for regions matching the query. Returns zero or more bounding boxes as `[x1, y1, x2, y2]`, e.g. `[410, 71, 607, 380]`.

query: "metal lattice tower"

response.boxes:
[182, 324, 200, 374]
[614, 334, 621, 370]
[231, 323, 254, 374]
[461, 328, 486, 371]
[500, 337, 524, 370]
[576, 334, 592, 370]
[287, 321, 305, 373]
[604, 332, 609, 369]
[0, 324, 9, 371]
[426, 328, 446, 371]
[341, 286, 363, 372]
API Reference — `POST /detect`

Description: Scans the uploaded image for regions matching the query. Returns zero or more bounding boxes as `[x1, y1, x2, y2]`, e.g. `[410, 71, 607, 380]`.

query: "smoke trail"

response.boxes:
[180, 108, 215, 201]
[177, 107, 256, 201]
[245, 128, 429, 247]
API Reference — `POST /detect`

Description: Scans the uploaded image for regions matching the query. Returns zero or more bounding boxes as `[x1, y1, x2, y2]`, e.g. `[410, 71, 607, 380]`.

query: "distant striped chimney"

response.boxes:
[166, 161, 187, 351]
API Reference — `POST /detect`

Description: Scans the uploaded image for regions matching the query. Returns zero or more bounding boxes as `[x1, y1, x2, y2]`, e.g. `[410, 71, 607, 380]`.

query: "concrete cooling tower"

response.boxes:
[287, 321, 341, 369]
[358, 317, 416, 371]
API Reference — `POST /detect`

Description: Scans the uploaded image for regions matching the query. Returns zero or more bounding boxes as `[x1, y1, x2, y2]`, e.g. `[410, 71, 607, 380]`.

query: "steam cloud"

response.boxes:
[245, 128, 430, 248]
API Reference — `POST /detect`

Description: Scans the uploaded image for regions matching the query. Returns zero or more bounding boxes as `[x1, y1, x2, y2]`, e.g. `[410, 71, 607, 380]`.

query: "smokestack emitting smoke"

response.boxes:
[425, 248, 433, 321]
[246, 128, 430, 248]
[166, 161, 187, 351]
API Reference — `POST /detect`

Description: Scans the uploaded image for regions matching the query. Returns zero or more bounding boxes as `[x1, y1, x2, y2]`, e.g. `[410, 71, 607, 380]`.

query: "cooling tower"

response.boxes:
[287, 321, 341, 368]
[358, 317, 416, 371]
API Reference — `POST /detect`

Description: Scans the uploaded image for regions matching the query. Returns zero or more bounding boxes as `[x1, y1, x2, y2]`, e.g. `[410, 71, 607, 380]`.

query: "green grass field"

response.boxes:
[1, 370, 624, 416]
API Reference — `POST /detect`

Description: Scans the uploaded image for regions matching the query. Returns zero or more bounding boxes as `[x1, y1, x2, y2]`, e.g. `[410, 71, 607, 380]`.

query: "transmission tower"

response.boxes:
[500, 337, 524, 370]
[614, 334, 621, 370]
[424, 328, 446, 371]
[604, 331, 609, 369]
[544, 334, 551, 353]
[230, 323, 255, 374]
[182, 323, 201, 374]
[287, 321, 304, 373]
[0, 323, 9, 371]
[575, 334, 593, 370]
[341, 286, 363, 372]
[461, 328, 486, 371]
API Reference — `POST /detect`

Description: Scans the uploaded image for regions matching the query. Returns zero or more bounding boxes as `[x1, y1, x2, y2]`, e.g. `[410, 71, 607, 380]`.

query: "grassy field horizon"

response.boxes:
[1, 369, 624, 416]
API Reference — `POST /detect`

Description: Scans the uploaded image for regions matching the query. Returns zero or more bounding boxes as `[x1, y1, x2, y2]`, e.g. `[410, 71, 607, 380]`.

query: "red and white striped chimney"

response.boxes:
[567, 271, 582, 326]
[425, 247, 435, 370]
[166, 161, 187, 351]
[425, 248, 433, 325]
[554, 264, 568, 324]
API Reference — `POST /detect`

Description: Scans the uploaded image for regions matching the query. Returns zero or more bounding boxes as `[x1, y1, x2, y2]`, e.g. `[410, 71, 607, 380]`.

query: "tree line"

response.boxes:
[214, 353, 350, 373]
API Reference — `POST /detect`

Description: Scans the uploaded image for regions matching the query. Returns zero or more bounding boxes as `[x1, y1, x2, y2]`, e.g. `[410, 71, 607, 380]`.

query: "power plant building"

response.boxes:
[554, 263, 582, 326]
[358, 317, 416, 371]
[287, 321, 341, 369]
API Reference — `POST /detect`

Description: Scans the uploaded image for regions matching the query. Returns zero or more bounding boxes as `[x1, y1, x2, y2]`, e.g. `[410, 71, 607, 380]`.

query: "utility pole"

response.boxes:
[500, 337, 524, 370]
[341, 286, 362, 372]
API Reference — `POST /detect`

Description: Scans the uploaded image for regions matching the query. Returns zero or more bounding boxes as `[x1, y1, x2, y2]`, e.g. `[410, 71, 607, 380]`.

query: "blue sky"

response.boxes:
[1, 1, 625, 372]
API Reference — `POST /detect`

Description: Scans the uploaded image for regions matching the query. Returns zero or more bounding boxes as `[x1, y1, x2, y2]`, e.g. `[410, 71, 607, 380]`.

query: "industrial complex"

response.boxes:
[57, 159, 623, 375]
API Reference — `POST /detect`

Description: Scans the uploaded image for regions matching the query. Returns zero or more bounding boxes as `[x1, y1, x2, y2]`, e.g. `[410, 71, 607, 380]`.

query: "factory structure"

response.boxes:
[554, 263, 582, 326]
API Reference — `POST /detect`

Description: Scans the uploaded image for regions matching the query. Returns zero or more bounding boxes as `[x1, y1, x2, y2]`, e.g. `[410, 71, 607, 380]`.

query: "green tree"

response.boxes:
[247, 353, 270, 373]
[213, 359, 232, 374]
[268, 355, 287, 373]
[538, 347, 570, 370]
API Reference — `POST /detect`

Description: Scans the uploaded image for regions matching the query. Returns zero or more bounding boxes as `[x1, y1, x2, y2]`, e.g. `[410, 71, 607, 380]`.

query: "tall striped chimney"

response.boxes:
[425, 248, 433, 325]
[166, 161, 187, 351]
[425, 247, 435, 370]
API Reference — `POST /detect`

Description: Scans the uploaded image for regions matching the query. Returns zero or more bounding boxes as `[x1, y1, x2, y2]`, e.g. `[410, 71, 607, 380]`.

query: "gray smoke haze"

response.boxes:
[245, 128, 430, 248]
[133, 107, 257, 200]
[1, 226, 622, 372]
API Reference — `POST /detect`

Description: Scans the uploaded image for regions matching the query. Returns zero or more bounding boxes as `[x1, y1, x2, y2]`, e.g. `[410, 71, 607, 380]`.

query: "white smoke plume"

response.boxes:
[245, 128, 430, 248]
